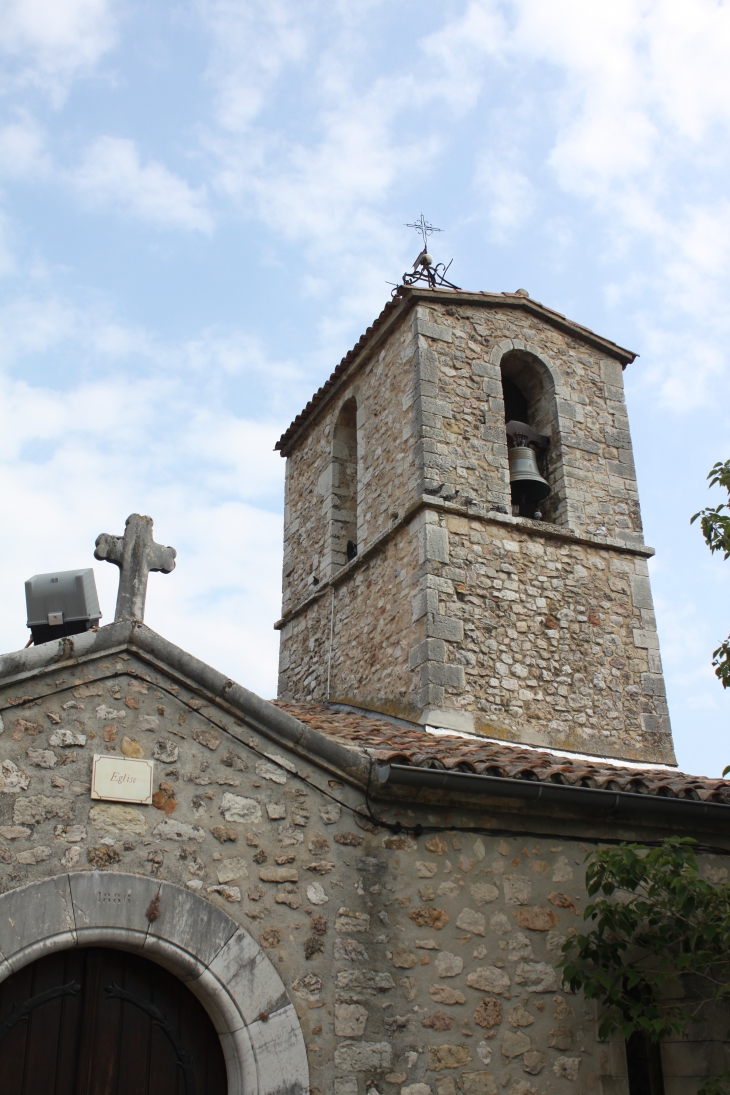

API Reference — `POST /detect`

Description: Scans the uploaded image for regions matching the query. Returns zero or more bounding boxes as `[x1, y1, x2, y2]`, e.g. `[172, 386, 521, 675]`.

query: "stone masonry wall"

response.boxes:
[281, 311, 419, 615]
[279, 502, 671, 762]
[0, 641, 723, 1093]
[278, 292, 671, 762]
[279, 524, 422, 718]
[409, 299, 642, 545]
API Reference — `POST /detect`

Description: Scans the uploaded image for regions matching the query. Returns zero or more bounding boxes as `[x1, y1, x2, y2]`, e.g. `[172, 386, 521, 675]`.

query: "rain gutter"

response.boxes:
[377, 763, 730, 827]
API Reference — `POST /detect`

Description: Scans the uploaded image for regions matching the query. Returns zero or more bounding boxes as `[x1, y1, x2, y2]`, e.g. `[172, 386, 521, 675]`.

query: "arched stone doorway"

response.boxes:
[0, 945, 227, 1093]
[0, 872, 309, 1095]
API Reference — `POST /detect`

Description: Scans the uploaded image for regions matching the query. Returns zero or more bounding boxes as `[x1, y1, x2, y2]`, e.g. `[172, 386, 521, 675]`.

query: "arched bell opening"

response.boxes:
[330, 398, 359, 569]
[500, 351, 559, 522]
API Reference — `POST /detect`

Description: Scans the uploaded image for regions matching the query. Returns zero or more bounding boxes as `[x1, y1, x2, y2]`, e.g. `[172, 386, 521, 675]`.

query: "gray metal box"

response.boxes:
[25, 569, 102, 628]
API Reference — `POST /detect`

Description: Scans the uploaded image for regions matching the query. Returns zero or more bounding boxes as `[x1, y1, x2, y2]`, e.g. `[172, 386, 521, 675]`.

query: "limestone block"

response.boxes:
[420, 524, 449, 564]
[153, 819, 205, 842]
[217, 858, 248, 884]
[427, 615, 464, 642]
[552, 1057, 580, 1080]
[69, 870, 153, 944]
[14, 794, 73, 825]
[466, 967, 510, 995]
[334, 1002, 368, 1037]
[462, 1074, 498, 1095]
[513, 907, 560, 931]
[456, 908, 485, 935]
[506, 933, 534, 961]
[336, 969, 395, 995]
[416, 318, 453, 343]
[334, 1041, 392, 1071]
[334, 1081, 358, 1095]
[503, 877, 532, 905]
[220, 793, 262, 823]
[523, 1050, 546, 1074]
[336, 908, 371, 932]
[548, 1026, 574, 1050]
[207, 925, 289, 1027]
[428, 1044, 473, 1070]
[474, 998, 501, 1028]
[0, 760, 30, 792]
[502, 1031, 531, 1058]
[435, 951, 463, 977]
[470, 882, 499, 905]
[392, 946, 418, 969]
[26, 748, 57, 769]
[0, 875, 74, 972]
[409, 640, 447, 670]
[87, 801, 151, 832]
[429, 985, 466, 1005]
[514, 962, 559, 992]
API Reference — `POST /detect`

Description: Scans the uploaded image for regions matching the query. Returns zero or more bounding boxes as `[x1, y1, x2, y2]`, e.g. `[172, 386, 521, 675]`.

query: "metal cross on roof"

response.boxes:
[94, 513, 176, 623]
[405, 213, 442, 249]
[398, 213, 460, 293]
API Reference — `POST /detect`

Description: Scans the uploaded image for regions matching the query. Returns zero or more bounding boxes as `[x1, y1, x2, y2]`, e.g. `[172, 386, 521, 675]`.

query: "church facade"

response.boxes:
[0, 285, 728, 1095]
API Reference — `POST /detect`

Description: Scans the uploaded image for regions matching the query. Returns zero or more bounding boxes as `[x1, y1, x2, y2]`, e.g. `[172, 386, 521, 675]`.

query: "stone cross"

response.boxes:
[94, 513, 176, 623]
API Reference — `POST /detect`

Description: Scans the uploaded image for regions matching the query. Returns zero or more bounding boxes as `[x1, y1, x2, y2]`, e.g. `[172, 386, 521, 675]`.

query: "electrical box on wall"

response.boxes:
[25, 568, 102, 645]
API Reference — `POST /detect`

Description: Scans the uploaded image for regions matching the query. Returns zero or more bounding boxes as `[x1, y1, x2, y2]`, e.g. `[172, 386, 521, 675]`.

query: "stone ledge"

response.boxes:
[275, 496, 655, 631]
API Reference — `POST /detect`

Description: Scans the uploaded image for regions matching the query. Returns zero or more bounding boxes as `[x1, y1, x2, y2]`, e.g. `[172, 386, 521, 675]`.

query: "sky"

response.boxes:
[0, 0, 729, 777]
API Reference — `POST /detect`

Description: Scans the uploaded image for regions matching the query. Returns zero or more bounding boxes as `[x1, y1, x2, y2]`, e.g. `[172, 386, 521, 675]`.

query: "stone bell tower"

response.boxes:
[274, 285, 675, 765]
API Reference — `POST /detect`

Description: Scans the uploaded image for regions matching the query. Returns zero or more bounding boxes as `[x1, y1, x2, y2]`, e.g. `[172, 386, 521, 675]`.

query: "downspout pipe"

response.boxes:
[378, 764, 730, 828]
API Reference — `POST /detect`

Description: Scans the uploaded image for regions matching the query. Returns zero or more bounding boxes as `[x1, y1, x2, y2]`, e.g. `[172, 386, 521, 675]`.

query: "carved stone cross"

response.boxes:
[94, 513, 176, 623]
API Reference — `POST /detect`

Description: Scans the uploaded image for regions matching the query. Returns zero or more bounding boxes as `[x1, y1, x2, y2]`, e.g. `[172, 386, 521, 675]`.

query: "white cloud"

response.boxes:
[70, 136, 214, 233]
[0, 0, 116, 102]
[474, 157, 534, 239]
[0, 294, 288, 695]
[0, 113, 48, 178]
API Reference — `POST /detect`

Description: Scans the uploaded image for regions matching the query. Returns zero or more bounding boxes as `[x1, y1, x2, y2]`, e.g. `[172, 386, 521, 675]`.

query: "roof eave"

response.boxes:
[275, 286, 637, 456]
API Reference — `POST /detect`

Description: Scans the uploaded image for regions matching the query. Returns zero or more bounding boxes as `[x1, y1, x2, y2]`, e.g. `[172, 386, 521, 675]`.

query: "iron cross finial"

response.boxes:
[94, 514, 176, 623]
[405, 213, 442, 249]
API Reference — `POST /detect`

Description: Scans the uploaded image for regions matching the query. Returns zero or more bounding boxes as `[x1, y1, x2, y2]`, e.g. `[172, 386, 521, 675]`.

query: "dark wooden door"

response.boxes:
[0, 947, 228, 1095]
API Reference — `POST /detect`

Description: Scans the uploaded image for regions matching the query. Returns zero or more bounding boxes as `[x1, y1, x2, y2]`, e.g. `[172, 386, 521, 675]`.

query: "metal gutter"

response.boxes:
[378, 764, 730, 826]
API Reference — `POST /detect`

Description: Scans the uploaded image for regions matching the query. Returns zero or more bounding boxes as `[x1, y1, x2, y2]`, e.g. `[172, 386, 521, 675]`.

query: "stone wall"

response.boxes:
[278, 292, 672, 761]
[0, 641, 724, 1093]
[409, 300, 642, 544]
[278, 502, 671, 762]
[281, 310, 418, 614]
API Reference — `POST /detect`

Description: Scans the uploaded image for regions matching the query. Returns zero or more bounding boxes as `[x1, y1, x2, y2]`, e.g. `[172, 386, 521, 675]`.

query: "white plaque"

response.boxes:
[91, 754, 154, 804]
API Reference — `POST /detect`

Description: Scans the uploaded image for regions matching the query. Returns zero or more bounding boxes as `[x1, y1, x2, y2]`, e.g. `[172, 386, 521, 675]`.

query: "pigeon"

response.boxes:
[423, 483, 445, 495]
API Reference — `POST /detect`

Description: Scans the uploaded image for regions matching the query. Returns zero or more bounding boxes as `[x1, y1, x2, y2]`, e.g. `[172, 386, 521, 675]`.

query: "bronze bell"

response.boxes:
[508, 445, 550, 503]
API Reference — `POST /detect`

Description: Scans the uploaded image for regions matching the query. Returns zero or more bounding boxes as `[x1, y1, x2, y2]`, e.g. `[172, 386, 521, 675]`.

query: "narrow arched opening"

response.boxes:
[500, 351, 557, 522]
[330, 398, 359, 568]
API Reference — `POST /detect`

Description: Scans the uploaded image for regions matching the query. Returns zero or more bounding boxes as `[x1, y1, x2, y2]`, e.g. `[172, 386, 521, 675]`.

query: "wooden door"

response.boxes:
[0, 947, 228, 1095]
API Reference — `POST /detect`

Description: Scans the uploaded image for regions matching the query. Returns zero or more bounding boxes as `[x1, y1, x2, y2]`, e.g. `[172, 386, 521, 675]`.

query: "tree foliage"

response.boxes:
[691, 458, 730, 691]
[560, 838, 730, 1093]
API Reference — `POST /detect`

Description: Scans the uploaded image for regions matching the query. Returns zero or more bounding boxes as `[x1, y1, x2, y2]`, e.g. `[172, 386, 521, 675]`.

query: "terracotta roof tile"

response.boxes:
[274, 699, 730, 804]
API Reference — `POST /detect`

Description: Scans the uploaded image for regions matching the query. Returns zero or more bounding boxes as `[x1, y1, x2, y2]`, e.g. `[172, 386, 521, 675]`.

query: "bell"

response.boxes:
[508, 445, 550, 503]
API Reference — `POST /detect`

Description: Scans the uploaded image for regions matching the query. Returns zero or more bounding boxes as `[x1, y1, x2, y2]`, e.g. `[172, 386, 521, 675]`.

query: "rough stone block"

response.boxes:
[334, 1041, 392, 1071]
[420, 525, 449, 564]
[409, 638, 447, 669]
[427, 615, 464, 642]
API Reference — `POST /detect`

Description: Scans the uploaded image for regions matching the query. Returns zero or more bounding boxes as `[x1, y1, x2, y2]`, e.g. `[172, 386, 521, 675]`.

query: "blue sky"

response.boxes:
[0, 0, 729, 776]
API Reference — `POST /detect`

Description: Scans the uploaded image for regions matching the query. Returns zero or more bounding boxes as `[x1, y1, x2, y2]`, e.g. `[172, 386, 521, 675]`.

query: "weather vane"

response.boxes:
[396, 213, 460, 293]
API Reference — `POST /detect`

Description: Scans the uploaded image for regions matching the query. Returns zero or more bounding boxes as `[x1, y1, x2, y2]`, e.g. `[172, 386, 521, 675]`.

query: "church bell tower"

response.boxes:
[274, 284, 674, 766]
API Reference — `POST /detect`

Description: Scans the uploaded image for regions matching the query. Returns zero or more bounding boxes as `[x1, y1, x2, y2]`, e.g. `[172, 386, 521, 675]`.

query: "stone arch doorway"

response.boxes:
[0, 872, 308, 1095]
[0, 944, 227, 1094]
